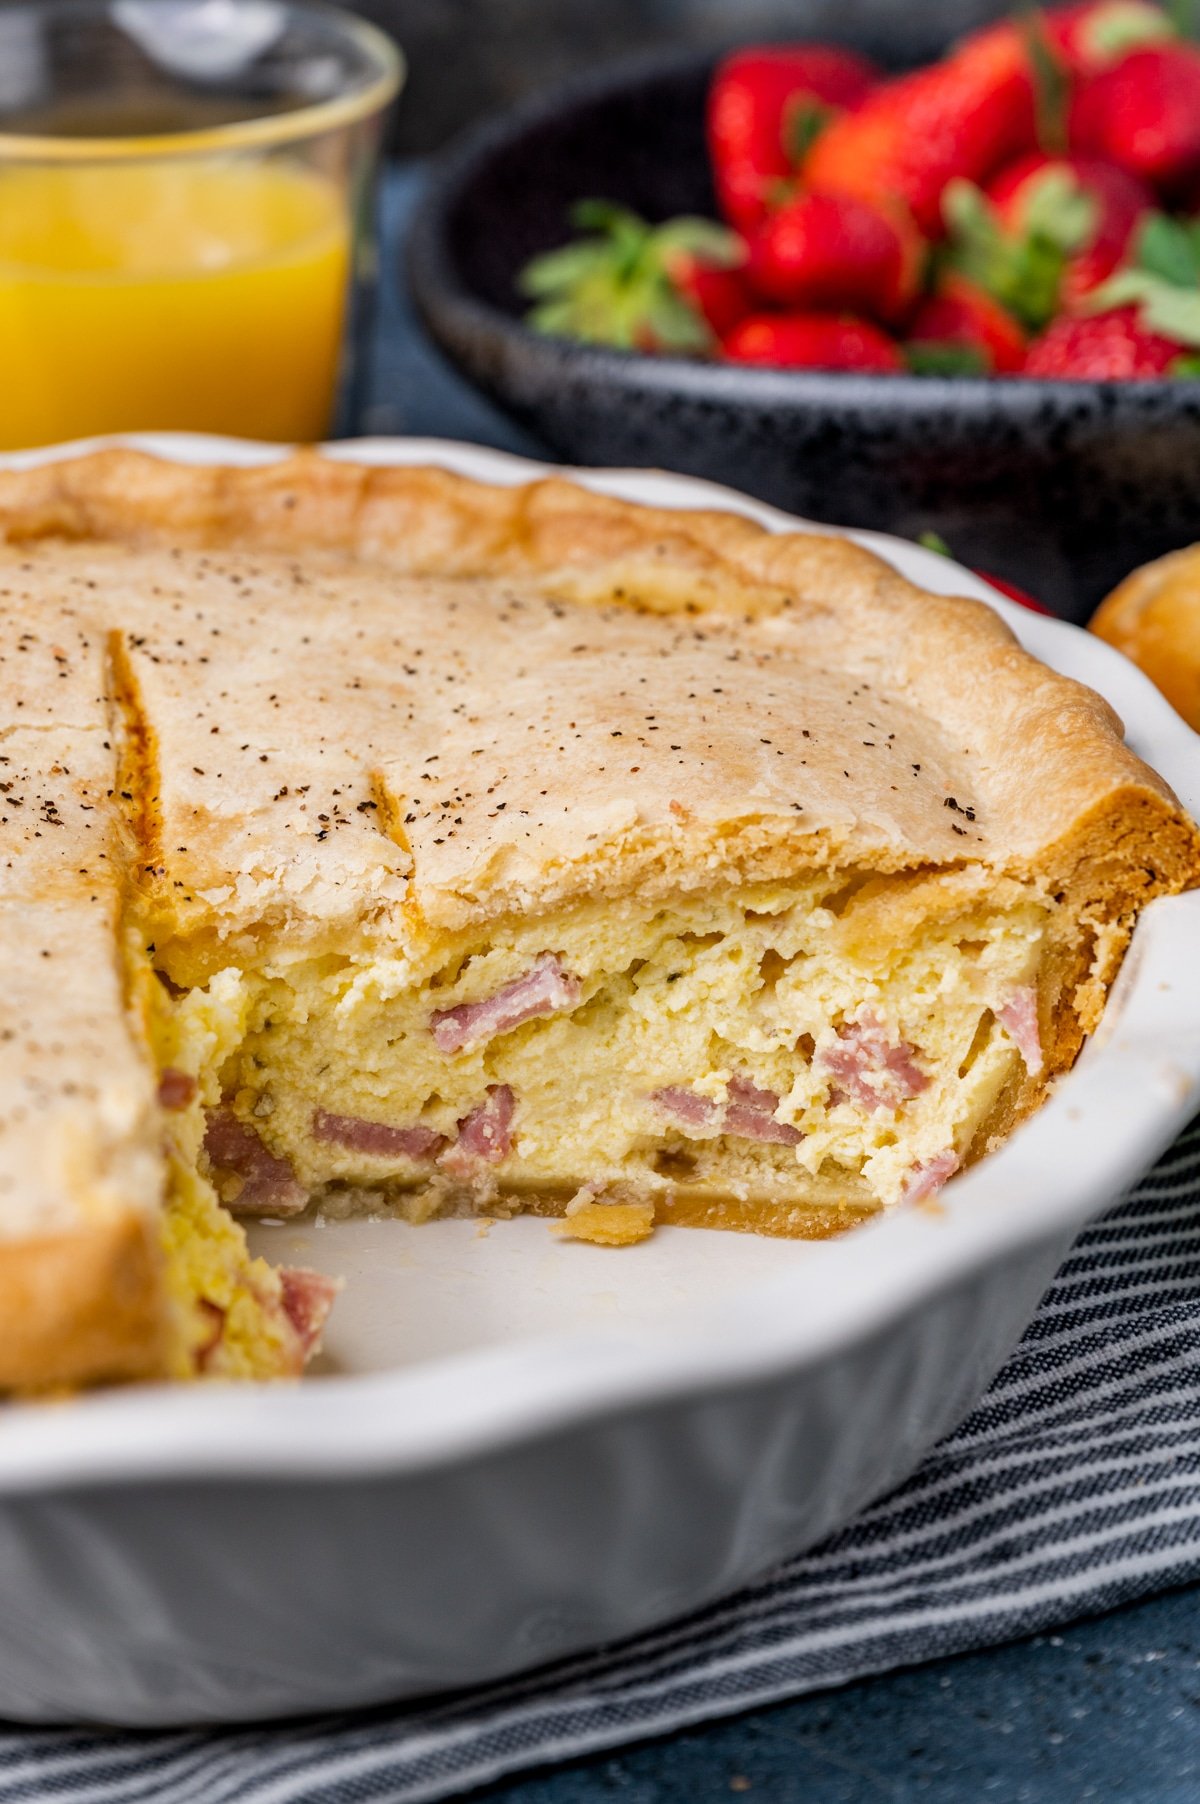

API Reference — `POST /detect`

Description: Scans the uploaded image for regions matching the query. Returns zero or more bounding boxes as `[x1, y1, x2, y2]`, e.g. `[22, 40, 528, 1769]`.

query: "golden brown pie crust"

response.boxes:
[0, 1215, 165, 1393]
[1092, 544, 1200, 732]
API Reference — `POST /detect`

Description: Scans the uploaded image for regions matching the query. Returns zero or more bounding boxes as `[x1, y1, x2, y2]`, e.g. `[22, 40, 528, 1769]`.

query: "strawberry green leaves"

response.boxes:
[1131, 208, 1200, 280]
[1018, 164, 1102, 245]
[520, 203, 743, 353]
[941, 170, 1098, 329]
[1086, 275, 1200, 342]
[904, 341, 992, 374]
[1086, 211, 1200, 345]
[1084, 0, 1177, 60]
[1168, 0, 1200, 40]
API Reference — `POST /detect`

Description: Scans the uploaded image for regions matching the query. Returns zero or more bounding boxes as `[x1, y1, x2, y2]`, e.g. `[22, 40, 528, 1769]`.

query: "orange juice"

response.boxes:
[0, 158, 351, 449]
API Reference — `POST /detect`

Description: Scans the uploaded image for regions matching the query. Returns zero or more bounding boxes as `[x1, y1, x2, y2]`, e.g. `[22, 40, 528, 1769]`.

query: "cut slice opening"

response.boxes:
[134, 863, 1058, 1365]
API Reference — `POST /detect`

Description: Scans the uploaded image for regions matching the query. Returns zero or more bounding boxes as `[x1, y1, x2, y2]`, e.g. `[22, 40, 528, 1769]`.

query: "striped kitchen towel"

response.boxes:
[4, 1115, 1200, 1804]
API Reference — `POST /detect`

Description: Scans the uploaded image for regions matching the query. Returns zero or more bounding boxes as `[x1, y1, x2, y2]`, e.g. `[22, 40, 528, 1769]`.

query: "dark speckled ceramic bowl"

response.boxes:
[407, 50, 1200, 623]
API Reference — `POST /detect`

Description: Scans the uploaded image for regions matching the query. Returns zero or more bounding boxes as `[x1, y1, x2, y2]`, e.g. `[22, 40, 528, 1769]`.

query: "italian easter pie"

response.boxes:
[1, 451, 1197, 1392]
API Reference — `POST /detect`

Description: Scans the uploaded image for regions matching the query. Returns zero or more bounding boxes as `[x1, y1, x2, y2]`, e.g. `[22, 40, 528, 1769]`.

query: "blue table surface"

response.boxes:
[370, 165, 1200, 1804]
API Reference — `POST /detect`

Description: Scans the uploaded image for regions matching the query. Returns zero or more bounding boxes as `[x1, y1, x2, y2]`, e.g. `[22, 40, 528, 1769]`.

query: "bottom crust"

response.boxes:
[497, 1186, 879, 1242]
[318, 1179, 882, 1242]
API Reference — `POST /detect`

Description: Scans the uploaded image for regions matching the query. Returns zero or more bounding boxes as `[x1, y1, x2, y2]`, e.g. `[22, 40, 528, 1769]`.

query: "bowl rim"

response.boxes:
[407, 44, 1200, 404]
[1, 430, 1199, 1495]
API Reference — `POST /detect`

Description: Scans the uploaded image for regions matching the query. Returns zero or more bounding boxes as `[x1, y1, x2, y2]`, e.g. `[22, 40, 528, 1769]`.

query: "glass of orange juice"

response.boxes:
[0, 0, 402, 449]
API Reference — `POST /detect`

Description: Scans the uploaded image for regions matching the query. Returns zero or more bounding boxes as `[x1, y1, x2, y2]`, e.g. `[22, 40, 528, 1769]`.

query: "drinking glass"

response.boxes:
[0, 0, 402, 448]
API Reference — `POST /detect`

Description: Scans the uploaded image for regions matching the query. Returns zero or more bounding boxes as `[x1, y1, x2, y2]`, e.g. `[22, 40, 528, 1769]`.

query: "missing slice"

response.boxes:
[148, 871, 1051, 1247]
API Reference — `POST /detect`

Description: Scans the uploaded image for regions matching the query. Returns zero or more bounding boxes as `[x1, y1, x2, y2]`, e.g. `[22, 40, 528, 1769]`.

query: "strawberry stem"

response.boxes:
[1018, 5, 1070, 154]
[782, 95, 835, 167]
[1169, 0, 1200, 40]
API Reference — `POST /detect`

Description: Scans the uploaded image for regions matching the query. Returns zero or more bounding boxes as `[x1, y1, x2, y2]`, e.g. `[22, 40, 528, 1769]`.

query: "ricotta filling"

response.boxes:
[147, 873, 1051, 1250]
[157, 1150, 337, 1379]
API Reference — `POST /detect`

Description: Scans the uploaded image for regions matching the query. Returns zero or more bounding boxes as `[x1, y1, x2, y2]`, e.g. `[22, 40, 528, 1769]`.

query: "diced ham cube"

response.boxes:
[819, 1014, 929, 1114]
[197, 1272, 338, 1378]
[723, 1075, 804, 1145]
[652, 1085, 722, 1132]
[157, 1067, 197, 1110]
[430, 954, 581, 1055]
[312, 1109, 446, 1161]
[901, 1150, 960, 1205]
[442, 1084, 516, 1173]
[653, 1077, 802, 1145]
[999, 985, 1044, 1076]
[278, 1267, 339, 1360]
[203, 1108, 308, 1216]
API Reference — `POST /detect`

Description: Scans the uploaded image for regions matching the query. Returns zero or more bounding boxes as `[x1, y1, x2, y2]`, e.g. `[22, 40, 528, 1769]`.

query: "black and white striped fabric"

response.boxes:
[5, 1116, 1200, 1804]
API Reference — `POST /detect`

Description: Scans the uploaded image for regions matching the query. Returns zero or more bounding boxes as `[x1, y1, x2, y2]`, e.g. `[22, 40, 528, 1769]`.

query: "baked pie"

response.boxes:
[2, 451, 1197, 1393]
[1092, 544, 1200, 732]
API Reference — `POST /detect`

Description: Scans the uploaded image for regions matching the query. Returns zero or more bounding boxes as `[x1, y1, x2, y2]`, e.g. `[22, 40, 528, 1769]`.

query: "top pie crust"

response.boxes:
[1, 449, 1197, 1391]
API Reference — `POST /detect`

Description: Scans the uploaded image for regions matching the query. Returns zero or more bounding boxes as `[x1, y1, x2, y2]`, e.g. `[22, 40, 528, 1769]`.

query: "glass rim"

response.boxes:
[0, 0, 403, 162]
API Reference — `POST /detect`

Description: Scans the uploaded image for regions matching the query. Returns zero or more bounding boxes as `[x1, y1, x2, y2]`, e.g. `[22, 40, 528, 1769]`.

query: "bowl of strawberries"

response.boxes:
[408, 3, 1200, 620]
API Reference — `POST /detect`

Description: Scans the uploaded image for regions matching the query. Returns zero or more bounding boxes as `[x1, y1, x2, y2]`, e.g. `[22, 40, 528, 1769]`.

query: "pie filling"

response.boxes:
[157, 1154, 338, 1380]
[136, 868, 1053, 1362]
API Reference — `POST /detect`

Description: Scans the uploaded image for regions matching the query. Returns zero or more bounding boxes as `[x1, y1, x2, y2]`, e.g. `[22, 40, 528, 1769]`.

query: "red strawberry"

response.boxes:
[804, 31, 1038, 236]
[721, 313, 904, 372]
[919, 531, 1052, 611]
[1023, 303, 1183, 374]
[977, 571, 1052, 613]
[1074, 211, 1200, 363]
[667, 251, 755, 339]
[707, 45, 880, 234]
[745, 191, 924, 322]
[1042, 0, 1174, 73]
[958, 3, 1172, 98]
[1071, 44, 1200, 193]
[986, 151, 1153, 302]
[907, 274, 1028, 373]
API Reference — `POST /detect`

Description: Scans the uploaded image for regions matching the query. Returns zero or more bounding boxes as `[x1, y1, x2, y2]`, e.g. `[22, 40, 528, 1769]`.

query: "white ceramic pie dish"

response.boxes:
[2, 433, 1200, 1727]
